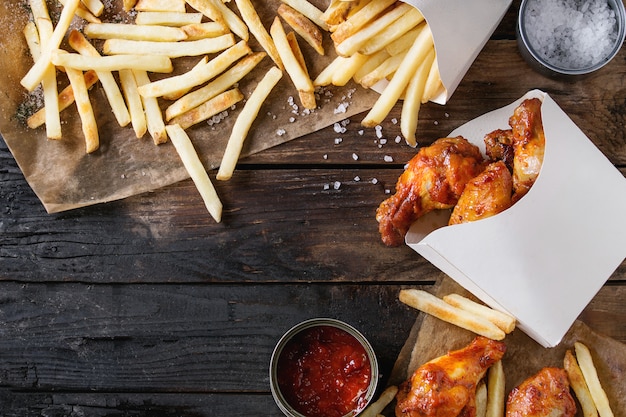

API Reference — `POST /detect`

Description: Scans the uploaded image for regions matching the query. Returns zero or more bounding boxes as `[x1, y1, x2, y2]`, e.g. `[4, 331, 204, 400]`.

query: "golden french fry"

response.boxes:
[321, 0, 357, 27]
[204, 0, 249, 41]
[574, 342, 614, 417]
[359, 6, 424, 56]
[123, 0, 137, 12]
[29, 0, 49, 22]
[65, 65, 99, 153]
[352, 48, 390, 85]
[181, 22, 229, 40]
[331, 0, 396, 44]
[185, 0, 227, 27]
[58, 0, 101, 22]
[385, 25, 421, 56]
[236, 0, 283, 69]
[135, 0, 186, 12]
[165, 52, 266, 121]
[217, 66, 283, 181]
[84, 22, 188, 41]
[358, 51, 406, 89]
[21, 0, 81, 91]
[286, 31, 308, 77]
[27, 70, 99, 129]
[422, 57, 443, 103]
[564, 349, 599, 417]
[165, 124, 223, 223]
[51, 50, 173, 73]
[357, 385, 398, 417]
[119, 69, 148, 138]
[81, 0, 105, 16]
[168, 88, 244, 130]
[399, 289, 506, 340]
[133, 70, 168, 145]
[485, 360, 505, 417]
[135, 11, 203, 26]
[361, 24, 434, 127]
[401, 48, 434, 146]
[331, 52, 368, 86]
[278, 3, 324, 55]
[69, 30, 132, 128]
[139, 40, 251, 99]
[281, 0, 328, 31]
[443, 293, 516, 334]
[103, 34, 235, 58]
[476, 380, 487, 417]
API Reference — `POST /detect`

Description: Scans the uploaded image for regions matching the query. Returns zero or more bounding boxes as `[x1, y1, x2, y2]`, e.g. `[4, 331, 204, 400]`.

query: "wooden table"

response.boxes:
[1, 1, 625, 414]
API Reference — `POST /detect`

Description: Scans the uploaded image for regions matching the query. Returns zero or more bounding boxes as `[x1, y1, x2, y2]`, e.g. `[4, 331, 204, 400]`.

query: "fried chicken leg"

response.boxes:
[395, 336, 507, 417]
[506, 367, 576, 417]
[376, 137, 485, 246]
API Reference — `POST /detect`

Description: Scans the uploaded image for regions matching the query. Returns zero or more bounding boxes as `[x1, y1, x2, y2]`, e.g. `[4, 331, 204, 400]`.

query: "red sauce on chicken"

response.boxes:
[276, 325, 372, 417]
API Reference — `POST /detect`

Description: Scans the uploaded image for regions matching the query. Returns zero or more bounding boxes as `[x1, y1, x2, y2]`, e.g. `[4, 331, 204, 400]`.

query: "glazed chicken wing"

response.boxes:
[376, 137, 485, 246]
[396, 336, 507, 417]
[449, 161, 513, 225]
[506, 367, 576, 417]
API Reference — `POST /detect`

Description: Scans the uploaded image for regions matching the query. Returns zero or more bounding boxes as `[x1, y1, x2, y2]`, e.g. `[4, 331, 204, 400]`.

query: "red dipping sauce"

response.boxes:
[276, 325, 373, 417]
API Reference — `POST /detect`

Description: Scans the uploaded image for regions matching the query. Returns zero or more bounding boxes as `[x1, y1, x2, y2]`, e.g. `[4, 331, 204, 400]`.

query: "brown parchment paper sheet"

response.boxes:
[386, 276, 626, 417]
[0, 0, 381, 213]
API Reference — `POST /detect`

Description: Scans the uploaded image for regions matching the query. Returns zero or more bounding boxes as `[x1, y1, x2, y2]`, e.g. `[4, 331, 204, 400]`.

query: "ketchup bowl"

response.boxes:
[270, 318, 379, 417]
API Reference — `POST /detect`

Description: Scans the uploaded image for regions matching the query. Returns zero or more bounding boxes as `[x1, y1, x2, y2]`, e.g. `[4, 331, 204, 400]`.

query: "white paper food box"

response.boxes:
[406, 90, 626, 347]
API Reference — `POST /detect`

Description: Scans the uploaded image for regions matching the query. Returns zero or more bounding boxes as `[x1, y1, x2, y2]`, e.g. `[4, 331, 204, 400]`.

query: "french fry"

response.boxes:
[135, 0, 186, 12]
[119, 69, 148, 138]
[485, 360, 505, 417]
[51, 50, 174, 73]
[278, 3, 324, 55]
[442, 293, 516, 334]
[65, 64, 99, 153]
[399, 289, 506, 340]
[69, 30, 132, 128]
[182, 22, 230, 40]
[123, 0, 137, 12]
[286, 31, 308, 77]
[564, 349, 599, 417]
[313, 55, 342, 87]
[135, 11, 203, 26]
[165, 124, 223, 222]
[476, 380, 487, 417]
[58, 0, 101, 23]
[102, 34, 236, 58]
[400, 48, 434, 146]
[216, 66, 283, 181]
[21, 0, 81, 91]
[168, 88, 244, 130]
[331, 52, 368, 86]
[138, 40, 251, 99]
[357, 385, 398, 417]
[165, 52, 266, 120]
[81, 0, 105, 17]
[361, 24, 434, 127]
[331, 0, 396, 44]
[352, 48, 390, 85]
[235, 0, 283, 69]
[422, 57, 443, 103]
[84, 22, 188, 42]
[385, 25, 421, 56]
[359, 6, 424, 56]
[358, 51, 406, 89]
[133, 70, 168, 145]
[29, 0, 49, 22]
[574, 342, 614, 417]
[321, 0, 357, 28]
[270, 17, 315, 109]
[205, 0, 249, 41]
[185, 0, 227, 27]
[281, 0, 328, 31]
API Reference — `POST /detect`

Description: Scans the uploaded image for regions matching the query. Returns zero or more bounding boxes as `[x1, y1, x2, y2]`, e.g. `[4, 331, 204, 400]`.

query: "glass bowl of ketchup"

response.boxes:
[270, 318, 380, 417]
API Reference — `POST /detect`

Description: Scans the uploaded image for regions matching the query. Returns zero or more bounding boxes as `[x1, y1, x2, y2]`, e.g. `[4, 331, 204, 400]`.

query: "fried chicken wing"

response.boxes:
[448, 161, 513, 225]
[376, 137, 485, 246]
[395, 336, 507, 417]
[506, 367, 576, 417]
[484, 128, 514, 170]
[508, 98, 545, 202]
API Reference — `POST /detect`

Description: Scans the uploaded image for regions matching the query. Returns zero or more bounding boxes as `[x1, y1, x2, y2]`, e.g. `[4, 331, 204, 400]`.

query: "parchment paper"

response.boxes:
[387, 276, 626, 417]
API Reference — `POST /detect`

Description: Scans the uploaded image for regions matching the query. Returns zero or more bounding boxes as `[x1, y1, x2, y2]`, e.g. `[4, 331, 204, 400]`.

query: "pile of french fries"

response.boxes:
[20, 0, 442, 221]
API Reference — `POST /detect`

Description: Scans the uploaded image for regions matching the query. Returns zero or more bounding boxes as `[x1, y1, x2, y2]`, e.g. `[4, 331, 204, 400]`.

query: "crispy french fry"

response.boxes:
[313, 55, 343, 87]
[574, 342, 614, 417]
[135, 0, 186, 12]
[236, 0, 283, 69]
[385, 25, 421, 56]
[217, 66, 282, 181]
[359, 6, 424, 56]
[168, 88, 244, 130]
[138, 40, 251, 99]
[442, 293, 516, 334]
[564, 349, 599, 417]
[103, 34, 235, 58]
[182, 21, 229, 40]
[331, 0, 396, 44]
[165, 52, 266, 120]
[165, 124, 223, 222]
[123, 0, 137, 12]
[331, 52, 368, 86]
[476, 380, 487, 417]
[135, 11, 203, 26]
[278, 3, 324, 55]
[29, 0, 49, 22]
[81, 0, 105, 16]
[58, 0, 101, 23]
[358, 51, 406, 89]
[422, 57, 443, 103]
[485, 360, 505, 417]
[84, 22, 188, 41]
[69, 30, 131, 128]
[185, 0, 227, 27]
[357, 385, 398, 417]
[133, 70, 168, 145]
[401, 48, 434, 146]
[51, 50, 173, 73]
[281, 0, 328, 31]
[353, 48, 390, 85]
[361, 25, 434, 127]
[399, 289, 506, 340]
[206, 0, 249, 41]
[286, 31, 308, 77]
[65, 65, 99, 153]
[119, 69, 148, 138]
[321, 0, 357, 28]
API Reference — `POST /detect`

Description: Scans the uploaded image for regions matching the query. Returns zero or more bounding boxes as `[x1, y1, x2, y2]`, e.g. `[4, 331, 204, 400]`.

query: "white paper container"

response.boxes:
[406, 90, 626, 347]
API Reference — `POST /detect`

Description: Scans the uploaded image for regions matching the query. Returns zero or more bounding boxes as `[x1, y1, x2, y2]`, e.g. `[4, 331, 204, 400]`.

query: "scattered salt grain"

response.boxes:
[352, 153, 359, 161]
[334, 138, 343, 145]
[395, 136, 402, 143]
[289, 117, 296, 123]
[333, 181, 341, 190]
[371, 178, 379, 185]
[384, 155, 394, 162]
[323, 183, 330, 190]
[354, 176, 361, 182]
[276, 128, 286, 136]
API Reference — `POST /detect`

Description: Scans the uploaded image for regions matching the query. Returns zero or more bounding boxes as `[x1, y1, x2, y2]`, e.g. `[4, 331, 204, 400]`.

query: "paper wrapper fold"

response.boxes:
[406, 90, 626, 347]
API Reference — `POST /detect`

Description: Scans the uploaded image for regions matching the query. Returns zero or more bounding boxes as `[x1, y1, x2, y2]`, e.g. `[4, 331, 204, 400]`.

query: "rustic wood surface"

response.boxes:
[1, 0, 625, 415]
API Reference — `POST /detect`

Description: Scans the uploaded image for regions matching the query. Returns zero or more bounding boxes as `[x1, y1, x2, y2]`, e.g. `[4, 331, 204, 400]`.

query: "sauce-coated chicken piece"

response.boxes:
[509, 98, 545, 202]
[449, 161, 513, 225]
[484, 128, 514, 171]
[395, 336, 507, 417]
[376, 137, 485, 246]
[506, 367, 576, 417]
